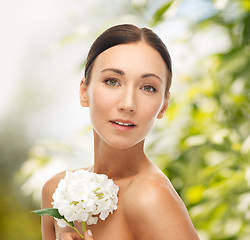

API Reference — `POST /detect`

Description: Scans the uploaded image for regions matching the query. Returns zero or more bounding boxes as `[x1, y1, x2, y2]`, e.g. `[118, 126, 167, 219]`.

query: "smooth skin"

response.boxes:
[42, 42, 200, 240]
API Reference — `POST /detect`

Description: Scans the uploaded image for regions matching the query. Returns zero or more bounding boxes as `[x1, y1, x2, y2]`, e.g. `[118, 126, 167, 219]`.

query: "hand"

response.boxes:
[61, 230, 94, 240]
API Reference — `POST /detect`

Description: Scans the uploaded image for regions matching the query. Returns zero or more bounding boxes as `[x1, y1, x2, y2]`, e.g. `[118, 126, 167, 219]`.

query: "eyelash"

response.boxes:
[104, 78, 120, 86]
[141, 85, 157, 93]
[104, 78, 157, 93]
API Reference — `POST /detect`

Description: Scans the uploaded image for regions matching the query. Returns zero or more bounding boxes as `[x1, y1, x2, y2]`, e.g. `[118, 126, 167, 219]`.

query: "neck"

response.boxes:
[92, 130, 149, 180]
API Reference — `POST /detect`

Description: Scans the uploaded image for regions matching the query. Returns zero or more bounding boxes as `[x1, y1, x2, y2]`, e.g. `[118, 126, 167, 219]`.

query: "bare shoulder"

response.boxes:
[41, 171, 67, 208]
[124, 172, 184, 218]
[124, 171, 199, 240]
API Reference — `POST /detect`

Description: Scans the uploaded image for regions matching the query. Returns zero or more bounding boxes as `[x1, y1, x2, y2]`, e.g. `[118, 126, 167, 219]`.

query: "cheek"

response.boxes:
[140, 98, 163, 120]
[88, 87, 116, 115]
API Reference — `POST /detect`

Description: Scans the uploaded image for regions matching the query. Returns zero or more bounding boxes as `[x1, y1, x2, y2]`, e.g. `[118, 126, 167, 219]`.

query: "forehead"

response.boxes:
[91, 42, 168, 83]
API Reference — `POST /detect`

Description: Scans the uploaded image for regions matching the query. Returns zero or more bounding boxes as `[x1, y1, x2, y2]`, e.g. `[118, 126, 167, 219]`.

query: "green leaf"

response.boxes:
[32, 208, 64, 219]
[32, 208, 75, 227]
[151, 1, 174, 26]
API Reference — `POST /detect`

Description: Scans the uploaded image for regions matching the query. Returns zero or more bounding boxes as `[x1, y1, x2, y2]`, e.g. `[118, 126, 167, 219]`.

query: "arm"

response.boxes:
[41, 175, 58, 240]
[125, 180, 200, 240]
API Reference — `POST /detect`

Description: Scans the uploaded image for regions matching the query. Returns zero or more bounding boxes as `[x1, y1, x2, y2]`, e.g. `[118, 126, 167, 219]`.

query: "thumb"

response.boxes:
[84, 229, 94, 240]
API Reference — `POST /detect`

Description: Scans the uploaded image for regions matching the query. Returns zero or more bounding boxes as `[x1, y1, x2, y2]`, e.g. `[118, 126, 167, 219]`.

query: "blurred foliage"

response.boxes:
[0, 118, 42, 239]
[151, 0, 174, 26]
[148, 0, 250, 239]
[1, 0, 249, 239]
[0, 173, 41, 239]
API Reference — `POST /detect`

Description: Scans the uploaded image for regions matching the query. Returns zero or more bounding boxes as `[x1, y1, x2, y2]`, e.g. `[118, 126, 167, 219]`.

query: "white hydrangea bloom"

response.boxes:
[52, 169, 119, 227]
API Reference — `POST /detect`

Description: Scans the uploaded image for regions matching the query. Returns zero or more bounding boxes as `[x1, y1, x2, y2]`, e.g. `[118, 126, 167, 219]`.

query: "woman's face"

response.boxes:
[80, 42, 169, 149]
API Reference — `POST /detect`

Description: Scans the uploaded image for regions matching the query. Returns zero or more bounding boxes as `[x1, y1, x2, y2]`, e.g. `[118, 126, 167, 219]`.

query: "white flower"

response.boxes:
[56, 219, 68, 228]
[52, 169, 119, 227]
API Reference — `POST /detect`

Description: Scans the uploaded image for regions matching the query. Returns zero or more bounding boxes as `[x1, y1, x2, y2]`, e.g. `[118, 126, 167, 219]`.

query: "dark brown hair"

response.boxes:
[84, 24, 172, 96]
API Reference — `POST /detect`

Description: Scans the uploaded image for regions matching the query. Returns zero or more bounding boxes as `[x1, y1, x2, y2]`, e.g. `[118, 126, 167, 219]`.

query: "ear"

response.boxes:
[157, 92, 170, 119]
[79, 78, 89, 107]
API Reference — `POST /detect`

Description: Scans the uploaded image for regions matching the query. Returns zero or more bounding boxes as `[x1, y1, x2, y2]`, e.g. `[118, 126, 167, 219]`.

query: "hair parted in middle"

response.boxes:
[84, 24, 172, 96]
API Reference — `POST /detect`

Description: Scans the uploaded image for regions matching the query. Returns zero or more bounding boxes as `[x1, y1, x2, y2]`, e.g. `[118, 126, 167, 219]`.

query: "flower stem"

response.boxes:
[82, 221, 86, 235]
[65, 219, 84, 239]
[72, 226, 84, 239]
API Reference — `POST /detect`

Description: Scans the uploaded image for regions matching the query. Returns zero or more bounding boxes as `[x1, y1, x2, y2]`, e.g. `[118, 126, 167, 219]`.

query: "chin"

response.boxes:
[93, 129, 146, 150]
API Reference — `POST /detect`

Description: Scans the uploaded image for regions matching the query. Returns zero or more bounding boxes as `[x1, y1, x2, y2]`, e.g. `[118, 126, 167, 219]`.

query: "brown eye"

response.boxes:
[105, 78, 120, 86]
[141, 85, 157, 93]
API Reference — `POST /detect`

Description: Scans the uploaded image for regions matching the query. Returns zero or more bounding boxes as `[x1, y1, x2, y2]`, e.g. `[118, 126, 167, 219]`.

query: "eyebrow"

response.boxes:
[101, 68, 163, 83]
[141, 73, 163, 83]
[101, 68, 124, 75]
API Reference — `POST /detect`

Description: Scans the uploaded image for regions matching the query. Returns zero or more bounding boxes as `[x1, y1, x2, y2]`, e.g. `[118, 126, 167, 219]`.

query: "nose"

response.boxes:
[118, 86, 136, 113]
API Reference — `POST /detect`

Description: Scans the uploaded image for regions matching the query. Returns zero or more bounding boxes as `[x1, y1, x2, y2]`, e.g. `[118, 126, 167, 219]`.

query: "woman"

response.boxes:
[41, 24, 200, 240]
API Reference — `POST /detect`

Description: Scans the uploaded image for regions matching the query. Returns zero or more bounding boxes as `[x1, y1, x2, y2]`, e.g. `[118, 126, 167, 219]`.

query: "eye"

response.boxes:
[141, 85, 157, 93]
[104, 78, 120, 87]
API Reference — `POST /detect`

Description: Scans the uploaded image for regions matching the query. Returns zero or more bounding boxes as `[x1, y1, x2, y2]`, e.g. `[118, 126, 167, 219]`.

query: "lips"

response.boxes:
[110, 119, 136, 127]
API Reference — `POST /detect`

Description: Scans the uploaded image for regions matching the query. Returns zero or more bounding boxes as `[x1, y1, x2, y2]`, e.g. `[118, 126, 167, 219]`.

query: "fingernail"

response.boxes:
[87, 229, 93, 237]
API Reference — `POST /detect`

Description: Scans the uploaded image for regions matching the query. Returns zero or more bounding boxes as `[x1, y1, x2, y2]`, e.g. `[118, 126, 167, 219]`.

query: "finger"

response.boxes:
[61, 232, 82, 240]
[84, 229, 94, 240]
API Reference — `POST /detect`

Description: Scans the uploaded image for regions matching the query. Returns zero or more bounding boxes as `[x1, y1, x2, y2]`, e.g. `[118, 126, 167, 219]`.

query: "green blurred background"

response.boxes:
[0, 0, 249, 239]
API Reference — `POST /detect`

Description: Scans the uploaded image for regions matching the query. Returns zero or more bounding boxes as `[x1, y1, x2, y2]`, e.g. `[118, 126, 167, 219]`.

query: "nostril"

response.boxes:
[119, 105, 135, 112]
